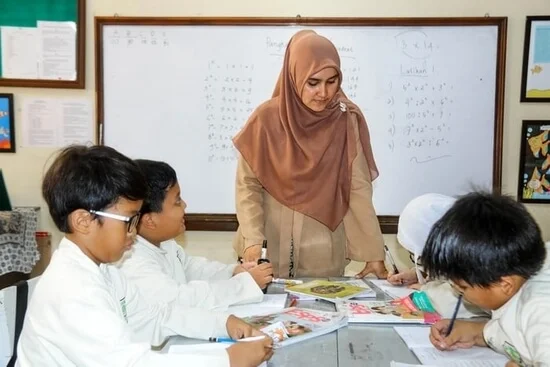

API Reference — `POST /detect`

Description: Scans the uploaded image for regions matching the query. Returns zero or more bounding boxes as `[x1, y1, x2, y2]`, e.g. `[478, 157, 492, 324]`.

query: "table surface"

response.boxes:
[162, 277, 422, 366]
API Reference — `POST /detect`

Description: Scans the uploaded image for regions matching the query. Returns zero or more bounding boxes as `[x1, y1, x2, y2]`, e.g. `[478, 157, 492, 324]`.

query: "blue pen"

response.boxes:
[445, 294, 463, 337]
[209, 337, 234, 343]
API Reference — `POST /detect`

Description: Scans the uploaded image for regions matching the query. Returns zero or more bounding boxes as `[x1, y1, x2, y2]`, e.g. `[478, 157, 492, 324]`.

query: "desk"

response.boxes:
[162, 277, 421, 366]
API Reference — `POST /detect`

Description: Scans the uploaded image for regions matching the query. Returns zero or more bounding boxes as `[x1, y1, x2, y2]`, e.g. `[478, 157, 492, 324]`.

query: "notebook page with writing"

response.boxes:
[394, 326, 432, 348]
[412, 348, 508, 366]
[394, 326, 508, 366]
[391, 361, 505, 367]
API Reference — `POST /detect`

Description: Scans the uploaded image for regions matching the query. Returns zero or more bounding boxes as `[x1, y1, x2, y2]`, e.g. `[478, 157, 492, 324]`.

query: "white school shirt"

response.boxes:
[16, 238, 231, 367]
[484, 246, 550, 367]
[117, 236, 263, 309]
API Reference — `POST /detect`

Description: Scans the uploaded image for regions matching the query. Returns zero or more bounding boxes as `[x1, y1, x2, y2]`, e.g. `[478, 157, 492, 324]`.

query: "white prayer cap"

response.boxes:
[397, 193, 457, 258]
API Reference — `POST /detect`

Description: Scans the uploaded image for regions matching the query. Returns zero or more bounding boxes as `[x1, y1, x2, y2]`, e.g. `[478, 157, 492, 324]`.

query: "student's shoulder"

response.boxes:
[518, 272, 550, 322]
[33, 251, 107, 302]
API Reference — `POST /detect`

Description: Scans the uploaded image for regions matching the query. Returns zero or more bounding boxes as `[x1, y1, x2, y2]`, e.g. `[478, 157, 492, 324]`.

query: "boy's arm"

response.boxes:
[123, 272, 230, 346]
[128, 259, 263, 309]
[122, 249, 262, 309]
[58, 291, 230, 366]
[176, 243, 237, 281]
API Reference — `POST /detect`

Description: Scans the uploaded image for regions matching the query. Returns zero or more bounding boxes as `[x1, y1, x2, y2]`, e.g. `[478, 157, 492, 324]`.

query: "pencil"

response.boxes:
[384, 245, 399, 274]
[445, 294, 463, 337]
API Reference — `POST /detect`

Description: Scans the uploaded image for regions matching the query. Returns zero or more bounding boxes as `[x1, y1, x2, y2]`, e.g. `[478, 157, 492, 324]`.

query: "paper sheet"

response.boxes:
[21, 97, 93, 147]
[169, 342, 267, 366]
[368, 279, 416, 299]
[226, 294, 287, 317]
[393, 326, 508, 366]
[394, 326, 432, 348]
[0, 26, 39, 79]
[413, 347, 508, 366]
[37, 21, 77, 80]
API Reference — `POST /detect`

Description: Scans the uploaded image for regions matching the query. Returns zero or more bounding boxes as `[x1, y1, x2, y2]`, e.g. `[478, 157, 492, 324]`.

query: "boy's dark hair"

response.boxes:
[421, 191, 546, 287]
[42, 145, 147, 233]
[134, 159, 177, 215]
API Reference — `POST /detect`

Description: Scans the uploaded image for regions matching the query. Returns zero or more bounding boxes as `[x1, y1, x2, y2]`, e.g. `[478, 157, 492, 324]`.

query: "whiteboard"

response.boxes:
[99, 21, 504, 217]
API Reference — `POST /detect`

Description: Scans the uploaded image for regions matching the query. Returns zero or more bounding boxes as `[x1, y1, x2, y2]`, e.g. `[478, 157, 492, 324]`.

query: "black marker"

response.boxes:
[257, 240, 270, 265]
[257, 240, 270, 294]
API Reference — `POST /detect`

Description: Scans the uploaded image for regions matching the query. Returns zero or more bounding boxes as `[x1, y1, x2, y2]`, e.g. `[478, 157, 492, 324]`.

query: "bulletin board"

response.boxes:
[0, 0, 85, 88]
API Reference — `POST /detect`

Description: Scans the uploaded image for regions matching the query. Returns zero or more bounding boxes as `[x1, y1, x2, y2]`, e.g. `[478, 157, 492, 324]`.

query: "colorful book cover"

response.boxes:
[336, 292, 441, 324]
[285, 280, 366, 302]
[243, 307, 347, 348]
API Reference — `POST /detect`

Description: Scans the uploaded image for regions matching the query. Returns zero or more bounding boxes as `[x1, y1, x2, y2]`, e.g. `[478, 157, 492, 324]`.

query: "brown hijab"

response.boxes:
[233, 30, 378, 231]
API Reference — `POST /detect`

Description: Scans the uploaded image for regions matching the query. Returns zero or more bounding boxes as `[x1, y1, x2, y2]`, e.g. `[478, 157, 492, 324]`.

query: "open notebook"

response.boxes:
[393, 327, 508, 366]
[225, 294, 288, 317]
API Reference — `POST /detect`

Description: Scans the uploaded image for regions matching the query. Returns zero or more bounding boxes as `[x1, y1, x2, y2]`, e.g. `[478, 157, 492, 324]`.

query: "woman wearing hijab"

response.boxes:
[232, 30, 386, 279]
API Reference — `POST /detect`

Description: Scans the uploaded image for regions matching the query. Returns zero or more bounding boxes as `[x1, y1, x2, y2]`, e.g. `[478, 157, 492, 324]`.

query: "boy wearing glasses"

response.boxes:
[422, 192, 550, 367]
[117, 159, 272, 309]
[16, 145, 273, 367]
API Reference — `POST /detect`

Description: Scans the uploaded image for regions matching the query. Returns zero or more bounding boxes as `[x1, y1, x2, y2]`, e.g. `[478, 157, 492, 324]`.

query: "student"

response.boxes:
[422, 191, 550, 366]
[118, 159, 272, 309]
[16, 145, 273, 367]
[388, 193, 487, 319]
[388, 193, 457, 287]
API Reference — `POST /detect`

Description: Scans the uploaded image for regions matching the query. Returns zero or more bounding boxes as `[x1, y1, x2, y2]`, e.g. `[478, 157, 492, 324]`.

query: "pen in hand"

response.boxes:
[445, 294, 463, 337]
[384, 245, 399, 274]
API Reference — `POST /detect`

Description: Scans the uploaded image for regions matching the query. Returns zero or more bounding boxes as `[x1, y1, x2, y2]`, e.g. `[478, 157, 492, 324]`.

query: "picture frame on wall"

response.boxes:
[0, 93, 15, 153]
[520, 16, 550, 102]
[518, 120, 550, 203]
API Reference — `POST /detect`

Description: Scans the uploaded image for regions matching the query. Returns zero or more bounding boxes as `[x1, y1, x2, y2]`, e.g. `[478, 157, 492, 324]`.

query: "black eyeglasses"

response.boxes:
[89, 210, 141, 233]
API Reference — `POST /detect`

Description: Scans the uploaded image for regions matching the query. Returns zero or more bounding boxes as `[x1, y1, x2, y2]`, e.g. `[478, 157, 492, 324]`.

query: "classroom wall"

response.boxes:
[0, 0, 549, 269]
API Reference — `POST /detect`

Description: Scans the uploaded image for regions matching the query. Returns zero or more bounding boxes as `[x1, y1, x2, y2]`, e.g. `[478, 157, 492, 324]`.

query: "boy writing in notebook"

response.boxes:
[422, 191, 550, 367]
[117, 159, 272, 309]
[17, 145, 273, 367]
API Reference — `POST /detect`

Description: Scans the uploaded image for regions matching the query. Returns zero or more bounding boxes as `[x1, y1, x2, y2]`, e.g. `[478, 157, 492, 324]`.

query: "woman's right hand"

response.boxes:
[387, 268, 418, 286]
[243, 244, 262, 263]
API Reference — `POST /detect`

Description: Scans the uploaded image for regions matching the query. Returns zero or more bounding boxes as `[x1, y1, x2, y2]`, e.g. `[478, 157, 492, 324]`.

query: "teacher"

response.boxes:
[232, 30, 386, 279]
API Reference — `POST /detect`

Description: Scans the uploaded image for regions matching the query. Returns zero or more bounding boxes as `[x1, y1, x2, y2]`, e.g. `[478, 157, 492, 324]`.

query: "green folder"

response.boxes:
[0, 169, 12, 211]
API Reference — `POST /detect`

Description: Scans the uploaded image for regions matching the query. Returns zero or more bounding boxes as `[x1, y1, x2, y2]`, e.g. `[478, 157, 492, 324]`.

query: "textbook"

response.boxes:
[243, 307, 347, 348]
[285, 280, 367, 302]
[342, 279, 376, 299]
[335, 291, 441, 324]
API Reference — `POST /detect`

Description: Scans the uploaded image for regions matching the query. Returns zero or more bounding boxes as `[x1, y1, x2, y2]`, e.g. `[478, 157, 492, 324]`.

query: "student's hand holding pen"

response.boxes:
[226, 336, 274, 367]
[429, 319, 488, 351]
[387, 268, 419, 286]
[225, 315, 274, 366]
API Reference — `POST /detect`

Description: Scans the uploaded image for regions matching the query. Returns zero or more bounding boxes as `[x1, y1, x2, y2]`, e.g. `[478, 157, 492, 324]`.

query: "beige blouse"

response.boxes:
[233, 113, 385, 278]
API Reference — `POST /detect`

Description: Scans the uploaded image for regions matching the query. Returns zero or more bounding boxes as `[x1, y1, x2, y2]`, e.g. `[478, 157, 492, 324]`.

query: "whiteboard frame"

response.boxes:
[95, 16, 507, 233]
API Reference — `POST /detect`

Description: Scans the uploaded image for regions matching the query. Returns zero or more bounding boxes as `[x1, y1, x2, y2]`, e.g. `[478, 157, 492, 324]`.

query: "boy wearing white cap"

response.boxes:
[387, 193, 487, 318]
